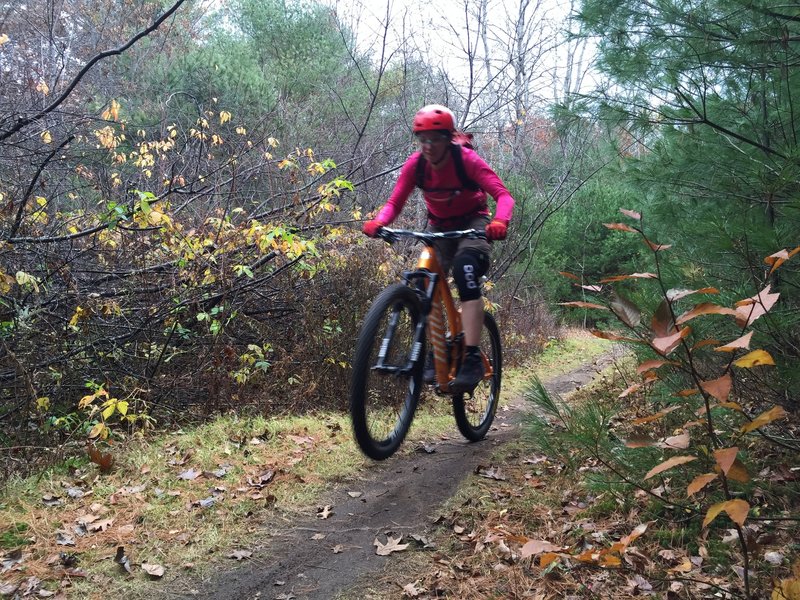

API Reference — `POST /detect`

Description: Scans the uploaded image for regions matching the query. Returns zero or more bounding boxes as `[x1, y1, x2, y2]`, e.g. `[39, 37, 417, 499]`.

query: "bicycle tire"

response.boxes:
[350, 284, 425, 460]
[453, 310, 502, 441]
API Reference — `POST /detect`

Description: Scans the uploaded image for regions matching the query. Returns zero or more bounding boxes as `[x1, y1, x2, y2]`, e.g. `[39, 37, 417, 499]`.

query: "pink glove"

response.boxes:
[362, 219, 386, 237]
[485, 219, 508, 241]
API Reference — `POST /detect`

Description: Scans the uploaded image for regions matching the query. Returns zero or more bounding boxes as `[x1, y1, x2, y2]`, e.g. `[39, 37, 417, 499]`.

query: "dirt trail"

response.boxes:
[160, 352, 618, 600]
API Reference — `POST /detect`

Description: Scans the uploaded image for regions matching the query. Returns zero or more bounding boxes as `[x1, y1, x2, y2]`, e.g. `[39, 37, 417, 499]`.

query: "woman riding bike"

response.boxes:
[362, 104, 515, 394]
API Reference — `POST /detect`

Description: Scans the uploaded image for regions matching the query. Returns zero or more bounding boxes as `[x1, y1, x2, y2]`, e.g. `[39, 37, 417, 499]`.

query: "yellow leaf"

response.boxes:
[702, 499, 749, 528]
[88, 422, 107, 439]
[219, 110, 232, 124]
[772, 577, 800, 600]
[78, 393, 96, 409]
[0, 33, 9, 45]
[117, 401, 129, 416]
[687, 473, 718, 496]
[102, 402, 116, 420]
[36, 80, 50, 96]
[36, 397, 50, 411]
[741, 406, 788, 433]
[41, 130, 52, 144]
[733, 349, 775, 368]
[644, 455, 696, 480]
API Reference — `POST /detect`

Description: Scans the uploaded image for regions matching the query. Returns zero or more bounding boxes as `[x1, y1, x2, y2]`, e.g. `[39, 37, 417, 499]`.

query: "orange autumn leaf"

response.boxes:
[692, 339, 721, 350]
[651, 326, 691, 355]
[703, 499, 750, 528]
[559, 301, 609, 310]
[643, 237, 672, 251]
[741, 406, 788, 433]
[619, 383, 642, 398]
[687, 473, 718, 496]
[603, 222, 638, 233]
[644, 455, 697, 480]
[765, 246, 800, 275]
[620, 208, 641, 220]
[714, 332, 753, 353]
[558, 271, 581, 281]
[632, 405, 680, 425]
[734, 284, 780, 327]
[636, 359, 677, 374]
[539, 553, 560, 568]
[713, 447, 739, 475]
[674, 388, 699, 397]
[733, 349, 775, 368]
[600, 272, 658, 283]
[675, 302, 736, 326]
[700, 373, 732, 402]
[724, 458, 750, 483]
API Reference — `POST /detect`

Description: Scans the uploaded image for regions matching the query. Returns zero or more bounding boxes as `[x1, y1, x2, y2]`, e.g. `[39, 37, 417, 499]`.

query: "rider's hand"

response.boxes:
[362, 219, 386, 238]
[485, 219, 508, 241]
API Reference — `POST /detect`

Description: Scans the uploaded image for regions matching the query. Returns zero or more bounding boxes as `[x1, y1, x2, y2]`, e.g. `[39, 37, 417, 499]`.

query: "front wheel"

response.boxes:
[453, 310, 502, 441]
[350, 284, 425, 460]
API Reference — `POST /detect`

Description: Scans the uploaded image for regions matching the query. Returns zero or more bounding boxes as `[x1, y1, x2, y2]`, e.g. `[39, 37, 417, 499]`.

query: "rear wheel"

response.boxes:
[350, 284, 425, 460]
[453, 310, 501, 441]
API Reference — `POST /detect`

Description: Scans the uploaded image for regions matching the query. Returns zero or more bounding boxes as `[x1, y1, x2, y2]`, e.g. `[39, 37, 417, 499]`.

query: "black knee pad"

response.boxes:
[452, 249, 489, 301]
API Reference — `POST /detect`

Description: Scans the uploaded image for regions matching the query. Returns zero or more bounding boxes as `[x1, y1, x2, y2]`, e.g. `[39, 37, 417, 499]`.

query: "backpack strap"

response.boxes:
[415, 145, 481, 192]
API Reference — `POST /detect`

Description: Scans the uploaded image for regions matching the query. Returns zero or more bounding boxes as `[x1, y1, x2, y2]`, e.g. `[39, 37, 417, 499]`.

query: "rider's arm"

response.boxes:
[374, 153, 420, 225]
[462, 149, 514, 223]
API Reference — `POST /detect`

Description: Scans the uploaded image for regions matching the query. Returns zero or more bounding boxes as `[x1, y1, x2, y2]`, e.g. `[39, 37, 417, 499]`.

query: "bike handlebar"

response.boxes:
[377, 227, 487, 244]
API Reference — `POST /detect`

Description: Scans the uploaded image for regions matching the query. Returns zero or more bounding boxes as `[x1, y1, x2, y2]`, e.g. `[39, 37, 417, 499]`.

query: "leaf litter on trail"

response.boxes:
[374, 534, 409, 556]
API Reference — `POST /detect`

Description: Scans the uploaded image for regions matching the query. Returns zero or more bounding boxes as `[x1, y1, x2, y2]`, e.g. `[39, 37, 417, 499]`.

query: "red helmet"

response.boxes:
[412, 104, 456, 133]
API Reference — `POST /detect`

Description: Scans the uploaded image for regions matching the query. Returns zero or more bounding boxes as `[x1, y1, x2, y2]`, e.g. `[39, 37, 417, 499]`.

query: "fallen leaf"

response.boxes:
[476, 465, 506, 480]
[403, 581, 424, 597]
[317, 505, 333, 519]
[374, 535, 409, 556]
[177, 468, 202, 481]
[520, 539, 561, 558]
[659, 432, 690, 449]
[227, 550, 252, 561]
[142, 563, 165, 578]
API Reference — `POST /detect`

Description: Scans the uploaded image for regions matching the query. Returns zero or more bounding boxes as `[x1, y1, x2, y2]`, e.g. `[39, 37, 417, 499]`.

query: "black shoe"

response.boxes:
[423, 351, 435, 384]
[450, 350, 485, 394]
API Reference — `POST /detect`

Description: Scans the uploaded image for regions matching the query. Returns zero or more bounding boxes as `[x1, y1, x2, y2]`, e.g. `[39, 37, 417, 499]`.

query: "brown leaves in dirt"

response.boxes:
[374, 534, 409, 556]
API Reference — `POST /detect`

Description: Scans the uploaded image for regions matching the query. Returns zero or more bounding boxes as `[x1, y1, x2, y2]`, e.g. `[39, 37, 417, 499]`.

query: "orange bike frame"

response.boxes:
[415, 245, 464, 393]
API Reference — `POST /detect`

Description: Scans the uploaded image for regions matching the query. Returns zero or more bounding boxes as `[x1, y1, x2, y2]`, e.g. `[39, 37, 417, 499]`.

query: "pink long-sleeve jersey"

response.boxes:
[376, 147, 515, 227]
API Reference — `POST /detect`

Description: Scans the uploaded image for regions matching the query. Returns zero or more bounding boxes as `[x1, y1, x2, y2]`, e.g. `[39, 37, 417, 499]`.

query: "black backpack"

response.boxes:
[415, 143, 481, 193]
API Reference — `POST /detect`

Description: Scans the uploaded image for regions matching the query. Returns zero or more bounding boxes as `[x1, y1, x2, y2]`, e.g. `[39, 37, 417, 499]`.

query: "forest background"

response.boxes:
[0, 0, 797, 486]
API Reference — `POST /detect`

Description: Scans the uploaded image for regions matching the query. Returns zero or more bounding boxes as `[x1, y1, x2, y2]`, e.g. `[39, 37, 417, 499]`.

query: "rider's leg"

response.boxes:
[451, 246, 490, 392]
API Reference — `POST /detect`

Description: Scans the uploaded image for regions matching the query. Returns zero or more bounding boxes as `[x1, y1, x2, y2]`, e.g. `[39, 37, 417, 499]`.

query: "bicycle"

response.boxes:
[349, 227, 502, 460]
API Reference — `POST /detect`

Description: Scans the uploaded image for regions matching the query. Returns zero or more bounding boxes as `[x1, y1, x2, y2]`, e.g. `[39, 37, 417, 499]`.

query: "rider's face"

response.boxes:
[416, 132, 450, 163]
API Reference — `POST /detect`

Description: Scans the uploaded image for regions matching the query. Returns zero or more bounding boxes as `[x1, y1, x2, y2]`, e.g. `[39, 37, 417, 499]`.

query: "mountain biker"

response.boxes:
[362, 104, 515, 394]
